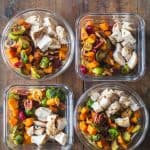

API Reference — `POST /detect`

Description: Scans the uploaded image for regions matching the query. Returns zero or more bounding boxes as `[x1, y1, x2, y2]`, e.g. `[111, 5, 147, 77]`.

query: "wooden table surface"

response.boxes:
[0, 0, 150, 149]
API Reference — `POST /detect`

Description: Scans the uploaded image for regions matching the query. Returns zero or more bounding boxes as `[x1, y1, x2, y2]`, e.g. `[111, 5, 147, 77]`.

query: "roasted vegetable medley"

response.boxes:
[7, 86, 68, 146]
[78, 88, 141, 150]
[80, 19, 137, 76]
[5, 14, 69, 79]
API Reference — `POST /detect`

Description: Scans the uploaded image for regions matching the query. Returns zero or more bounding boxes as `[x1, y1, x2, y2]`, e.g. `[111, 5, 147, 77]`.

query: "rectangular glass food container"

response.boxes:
[3, 84, 73, 150]
[75, 13, 145, 81]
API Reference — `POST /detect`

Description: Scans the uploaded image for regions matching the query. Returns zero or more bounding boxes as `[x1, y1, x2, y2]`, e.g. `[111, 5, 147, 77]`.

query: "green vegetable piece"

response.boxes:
[21, 50, 28, 63]
[121, 64, 130, 74]
[131, 125, 141, 133]
[8, 92, 19, 100]
[90, 134, 101, 142]
[92, 67, 104, 75]
[83, 41, 92, 51]
[31, 67, 41, 79]
[123, 131, 131, 142]
[12, 25, 25, 35]
[19, 38, 30, 49]
[40, 57, 50, 68]
[14, 134, 23, 145]
[46, 87, 66, 100]
[25, 109, 34, 116]
[41, 98, 48, 107]
[111, 140, 119, 150]
[108, 128, 119, 139]
[86, 98, 94, 109]
[8, 33, 19, 40]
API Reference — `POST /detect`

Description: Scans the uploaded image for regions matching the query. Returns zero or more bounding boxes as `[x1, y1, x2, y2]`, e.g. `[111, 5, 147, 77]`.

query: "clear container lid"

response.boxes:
[75, 13, 145, 81]
[3, 84, 74, 150]
[74, 83, 149, 150]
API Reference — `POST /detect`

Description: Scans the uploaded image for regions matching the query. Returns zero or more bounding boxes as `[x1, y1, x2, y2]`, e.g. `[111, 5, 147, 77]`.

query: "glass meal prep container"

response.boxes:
[74, 83, 149, 150]
[1, 9, 74, 81]
[3, 85, 73, 150]
[75, 13, 145, 81]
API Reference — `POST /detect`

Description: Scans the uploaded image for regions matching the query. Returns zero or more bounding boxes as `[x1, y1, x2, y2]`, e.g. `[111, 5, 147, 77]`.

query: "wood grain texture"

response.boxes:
[0, 0, 150, 149]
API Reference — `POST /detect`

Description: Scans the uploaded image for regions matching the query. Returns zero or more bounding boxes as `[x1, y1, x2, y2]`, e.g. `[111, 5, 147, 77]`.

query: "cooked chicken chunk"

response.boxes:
[31, 134, 47, 145]
[56, 26, 67, 44]
[57, 118, 67, 131]
[115, 117, 130, 127]
[35, 107, 52, 122]
[54, 132, 67, 146]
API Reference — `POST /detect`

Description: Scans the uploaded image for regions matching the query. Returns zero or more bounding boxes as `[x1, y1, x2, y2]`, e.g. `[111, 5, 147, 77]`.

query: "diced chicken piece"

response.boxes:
[113, 43, 126, 66]
[106, 101, 121, 117]
[109, 22, 122, 43]
[99, 97, 111, 109]
[129, 97, 140, 111]
[34, 121, 46, 127]
[127, 51, 137, 69]
[31, 134, 47, 145]
[25, 15, 40, 25]
[37, 35, 52, 52]
[121, 29, 136, 49]
[49, 38, 61, 49]
[91, 101, 103, 113]
[43, 17, 57, 36]
[56, 26, 67, 44]
[121, 47, 132, 61]
[54, 132, 67, 146]
[27, 126, 34, 136]
[122, 21, 134, 31]
[100, 88, 118, 102]
[46, 114, 59, 136]
[30, 26, 46, 47]
[119, 96, 131, 108]
[34, 128, 45, 135]
[57, 118, 67, 131]
[90, 91, 100, 101]
[35, 107, 52, 122]
[114, 90, 125, 97]
[115, 117, 130, 127]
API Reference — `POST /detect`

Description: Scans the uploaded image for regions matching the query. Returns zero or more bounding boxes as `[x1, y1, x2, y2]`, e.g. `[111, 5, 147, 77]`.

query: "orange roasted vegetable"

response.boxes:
[81, 28, 88, 41]
[47, 97, 60, 106]
[79, 121, 88, 132]
[79, 113, 87, 121]
[81, 106, 89, 114]
[24, 133, 31, 144]
[8, 99, 19, 110]
[87, 124, 97, 135]
[99, 22, 109, 31]
[9, 117, 18, 127]
[43, 66, 53, 74]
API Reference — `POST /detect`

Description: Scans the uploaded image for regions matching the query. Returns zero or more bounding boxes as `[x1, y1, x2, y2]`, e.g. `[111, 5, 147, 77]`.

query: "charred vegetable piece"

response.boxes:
[108, 128, 119, 139]
[96, 50, 108, 62]
[40, 57, 50, 68]
[92, 67, 104, 76]
[18, 38, 30, 49]
[11, 25, 25, 35]
[31, 67, 41, 79]
[21, 50, 28, 63]
[8, 33, 19, 40]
